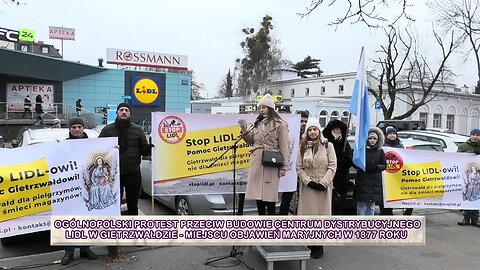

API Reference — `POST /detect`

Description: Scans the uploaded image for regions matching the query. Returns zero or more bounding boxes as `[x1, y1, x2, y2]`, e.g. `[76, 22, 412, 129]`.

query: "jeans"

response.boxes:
[357, 201, 375, 215]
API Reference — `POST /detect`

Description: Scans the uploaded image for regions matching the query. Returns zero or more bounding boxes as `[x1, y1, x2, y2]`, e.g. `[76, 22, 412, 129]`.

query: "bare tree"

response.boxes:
[428, 0, 480, 93]
[300, 0, 414, 28]
[372, 27, 460, 120]
[236, 15, 283, 98]
[190, 71, 205, 100]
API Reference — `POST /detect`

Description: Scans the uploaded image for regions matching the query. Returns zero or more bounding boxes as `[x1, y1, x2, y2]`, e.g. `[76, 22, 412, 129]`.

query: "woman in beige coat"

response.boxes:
[296, 118, 337, 258]
[239, 94, 290, 215]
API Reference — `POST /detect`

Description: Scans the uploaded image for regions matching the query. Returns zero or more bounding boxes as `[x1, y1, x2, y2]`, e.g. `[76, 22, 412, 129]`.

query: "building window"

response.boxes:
[41, 47, 49, 54]
[446, 114, 455, 131]
[321, 86, 325, 95]
[419, 112, 428, 127]
[305, 87, 309, 97]
[338, 85, 344, 94]
[21, 45, 28, 52]
[291, 89, 295, 98]
[319, 110, 328, 127]
[433, 113, 442, 128]
[341, 111, 349, 123]
[330, 111, 339, 121]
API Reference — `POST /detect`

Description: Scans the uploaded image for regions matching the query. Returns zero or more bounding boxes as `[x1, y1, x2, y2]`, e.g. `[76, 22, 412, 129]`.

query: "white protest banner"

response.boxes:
[150, 113, 300, 195]
[0, 138, 120, 238]
[383, 147, 480, 209]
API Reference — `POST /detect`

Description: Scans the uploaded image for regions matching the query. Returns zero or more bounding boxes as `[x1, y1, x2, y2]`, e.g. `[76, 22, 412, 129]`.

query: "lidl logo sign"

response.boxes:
[131, 76, 161, 106]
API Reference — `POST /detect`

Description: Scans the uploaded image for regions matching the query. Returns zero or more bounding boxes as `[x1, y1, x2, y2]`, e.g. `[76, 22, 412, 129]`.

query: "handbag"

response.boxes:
[261, 150, 284, 168]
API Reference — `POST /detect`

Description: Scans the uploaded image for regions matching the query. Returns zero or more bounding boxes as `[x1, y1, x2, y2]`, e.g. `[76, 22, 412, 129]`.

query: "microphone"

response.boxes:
[254, 115, 264, 127]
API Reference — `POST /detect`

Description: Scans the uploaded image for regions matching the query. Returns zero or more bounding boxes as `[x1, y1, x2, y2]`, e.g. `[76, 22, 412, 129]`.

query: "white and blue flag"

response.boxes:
[348, 47, 371, 172]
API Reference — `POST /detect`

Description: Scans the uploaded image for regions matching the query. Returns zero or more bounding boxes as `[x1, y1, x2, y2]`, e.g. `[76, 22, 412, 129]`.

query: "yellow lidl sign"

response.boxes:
[132, 76, 160, 106]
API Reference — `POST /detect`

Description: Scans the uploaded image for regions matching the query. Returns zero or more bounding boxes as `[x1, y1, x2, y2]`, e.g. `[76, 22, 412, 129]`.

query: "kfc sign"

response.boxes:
[0, 27, 19, 42]
[49, 26, 75, 41]
[106, 48, 188, 70]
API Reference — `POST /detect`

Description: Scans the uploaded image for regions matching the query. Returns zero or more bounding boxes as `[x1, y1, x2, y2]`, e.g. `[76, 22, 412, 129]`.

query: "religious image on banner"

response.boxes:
[83, 151, 118, 211]
[462, 162, 480, 202]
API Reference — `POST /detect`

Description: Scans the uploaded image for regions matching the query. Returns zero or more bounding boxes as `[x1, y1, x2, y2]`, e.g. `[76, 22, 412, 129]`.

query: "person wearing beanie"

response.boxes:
[322, 120, 352, 215]
[237, 94, 290, 216]
[60, 117, 96, 265]
[99, 102, 152, 258]
[381, 126, 405, 215]
[354, 127, 386, 216]
[297, 118, 337, 258]
[384, 126, 403, 148]
[456, 128, 480, 228]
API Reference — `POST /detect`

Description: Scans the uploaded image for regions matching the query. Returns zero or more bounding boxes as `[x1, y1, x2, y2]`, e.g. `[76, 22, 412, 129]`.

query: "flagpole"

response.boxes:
[343, 113, 352, 152]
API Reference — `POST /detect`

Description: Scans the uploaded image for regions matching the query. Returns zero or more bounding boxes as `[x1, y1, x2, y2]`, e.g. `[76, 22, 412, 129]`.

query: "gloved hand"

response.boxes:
[474, 149, 480, 155]
[307, 181, 326, 191]
[237, 119, 247, 132]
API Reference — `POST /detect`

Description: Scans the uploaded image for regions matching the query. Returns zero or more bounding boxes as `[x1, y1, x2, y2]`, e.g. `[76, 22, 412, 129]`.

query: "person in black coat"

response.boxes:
[99, 102, 152, 258]
[322, 120, 352, 215]
[354, 127, 386, 215]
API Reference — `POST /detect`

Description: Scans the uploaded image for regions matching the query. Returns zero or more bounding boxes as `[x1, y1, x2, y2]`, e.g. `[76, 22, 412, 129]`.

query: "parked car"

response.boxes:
[12, 127, 99, 147]
[140, 157, 281, 215]
[396, 130, 468, 152]
[376, 120, 426, 133]
[425, 127, 455, 134]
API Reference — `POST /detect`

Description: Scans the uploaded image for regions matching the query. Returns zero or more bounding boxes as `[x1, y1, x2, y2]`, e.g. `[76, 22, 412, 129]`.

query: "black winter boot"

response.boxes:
[457, 217, 470, 226]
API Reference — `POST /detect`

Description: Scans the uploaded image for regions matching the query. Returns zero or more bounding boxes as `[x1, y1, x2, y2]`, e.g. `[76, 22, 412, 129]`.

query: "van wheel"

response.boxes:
[175, 197, 193, 215]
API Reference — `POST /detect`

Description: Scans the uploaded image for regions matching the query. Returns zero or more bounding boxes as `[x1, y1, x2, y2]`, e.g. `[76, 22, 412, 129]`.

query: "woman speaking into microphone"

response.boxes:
[238, 94, 290, 215]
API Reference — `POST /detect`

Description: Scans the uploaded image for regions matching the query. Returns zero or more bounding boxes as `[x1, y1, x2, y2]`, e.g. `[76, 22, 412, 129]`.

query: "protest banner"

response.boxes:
[0, 138, 120, 238]
[150, 113, 300, 195]
[383, 147, 480, 209]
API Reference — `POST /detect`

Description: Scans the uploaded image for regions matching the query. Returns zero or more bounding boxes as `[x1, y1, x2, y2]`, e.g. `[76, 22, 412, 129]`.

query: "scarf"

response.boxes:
[303, 141, 316, 168]
[115, 118, 131, 153]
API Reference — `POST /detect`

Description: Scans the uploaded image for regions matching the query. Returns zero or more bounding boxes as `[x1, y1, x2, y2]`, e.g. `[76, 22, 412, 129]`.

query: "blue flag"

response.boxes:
[348, 47, 371, 172]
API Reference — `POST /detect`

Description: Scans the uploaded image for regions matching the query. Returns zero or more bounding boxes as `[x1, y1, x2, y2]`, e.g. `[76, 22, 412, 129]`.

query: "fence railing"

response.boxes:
[0, 102, 106, 128]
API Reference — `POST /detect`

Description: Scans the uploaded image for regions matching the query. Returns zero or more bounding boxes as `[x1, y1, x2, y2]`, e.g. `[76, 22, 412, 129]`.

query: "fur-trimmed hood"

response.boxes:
[322, 120, 348, 144]
[367, 127, 384, 149]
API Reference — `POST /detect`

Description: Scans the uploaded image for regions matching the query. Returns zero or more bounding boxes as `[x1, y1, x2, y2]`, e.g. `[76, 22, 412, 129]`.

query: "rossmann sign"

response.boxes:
[131, 76, 162, 106]
[106, 48, 188, 70]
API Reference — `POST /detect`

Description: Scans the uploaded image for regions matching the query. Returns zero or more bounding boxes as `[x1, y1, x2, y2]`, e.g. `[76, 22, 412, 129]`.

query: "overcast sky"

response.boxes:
[1, 0, 477, 97]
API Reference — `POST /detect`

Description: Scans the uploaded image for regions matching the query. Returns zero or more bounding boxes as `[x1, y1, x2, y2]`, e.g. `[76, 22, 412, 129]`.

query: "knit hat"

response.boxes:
[258, 94, 275, 109]
[470, 128, 480, 136]
[368, 132, 379, 140]
[68, 117, 85, 128]
[385, 126, 397, 135]
[117, 102, 131, 112]
[304, 118, 322, 135]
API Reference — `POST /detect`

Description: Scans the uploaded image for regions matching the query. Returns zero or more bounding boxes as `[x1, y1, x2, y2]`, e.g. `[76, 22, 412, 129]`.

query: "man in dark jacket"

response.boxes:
[60, 117, 98, 265]
[22, 95, 32, 119]
[99, 103, 151, 257]
[322, 120, 352, 215]
[456, 128, 480, 228]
